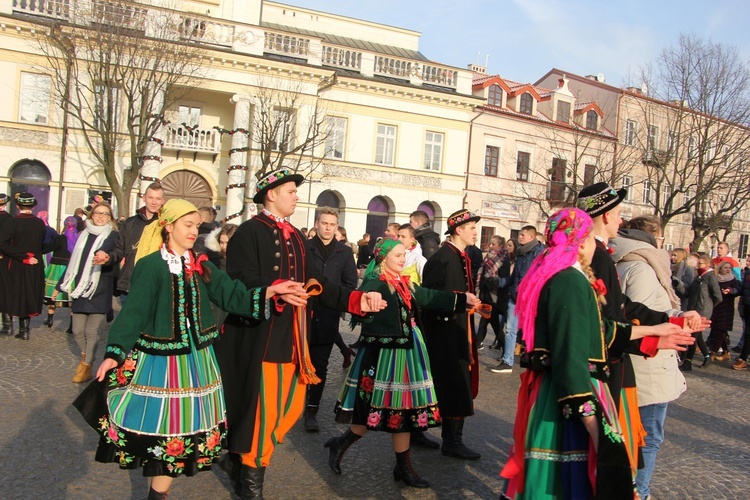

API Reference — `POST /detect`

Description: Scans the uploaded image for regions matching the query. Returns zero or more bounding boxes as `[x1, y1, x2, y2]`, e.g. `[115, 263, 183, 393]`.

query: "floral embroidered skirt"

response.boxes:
[504, 373, 634, 499]
[43, 263, 70, 305]
[75, 342, 226, 477]
[334, 326, 441, 432]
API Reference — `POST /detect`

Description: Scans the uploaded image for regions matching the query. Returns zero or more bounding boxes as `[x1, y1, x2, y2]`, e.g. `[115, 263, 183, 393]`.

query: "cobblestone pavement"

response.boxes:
[1, 311, 748, 499]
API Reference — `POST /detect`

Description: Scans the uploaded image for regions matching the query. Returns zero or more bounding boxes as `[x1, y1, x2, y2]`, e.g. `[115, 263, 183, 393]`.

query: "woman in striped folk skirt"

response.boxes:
[73, 199, 306, 499]
[326, 239, 479, 489]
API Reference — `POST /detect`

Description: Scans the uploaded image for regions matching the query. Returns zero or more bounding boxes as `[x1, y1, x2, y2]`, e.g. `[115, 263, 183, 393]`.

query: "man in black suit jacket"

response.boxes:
[305, 207, 357, 432]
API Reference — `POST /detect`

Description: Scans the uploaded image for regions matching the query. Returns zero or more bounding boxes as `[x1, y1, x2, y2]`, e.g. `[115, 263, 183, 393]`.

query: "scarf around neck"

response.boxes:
[59, 220, 113, 299]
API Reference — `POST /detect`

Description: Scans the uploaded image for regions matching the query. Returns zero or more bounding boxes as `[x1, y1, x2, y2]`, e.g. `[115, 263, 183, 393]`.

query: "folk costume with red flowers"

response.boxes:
[73, 200, 273, 478]
[501, 208, 638, 499]
[334, 238, 467, 432]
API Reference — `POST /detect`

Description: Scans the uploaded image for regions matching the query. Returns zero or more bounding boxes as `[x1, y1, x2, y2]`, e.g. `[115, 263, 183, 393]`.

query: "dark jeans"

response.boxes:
[740, 320, 750, 361]
[686, 328, 709, 360]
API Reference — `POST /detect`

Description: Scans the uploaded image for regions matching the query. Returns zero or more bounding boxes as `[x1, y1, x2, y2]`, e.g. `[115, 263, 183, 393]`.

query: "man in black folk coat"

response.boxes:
[304, 207, 357, 432]
[421, 209, 482, 460]
[0, 193, 14, 335]
[214, 168, 385, 498]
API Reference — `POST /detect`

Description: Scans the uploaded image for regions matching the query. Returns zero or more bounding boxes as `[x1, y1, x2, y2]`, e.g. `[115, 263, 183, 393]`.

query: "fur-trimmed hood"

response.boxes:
[203, 225, 222, 253]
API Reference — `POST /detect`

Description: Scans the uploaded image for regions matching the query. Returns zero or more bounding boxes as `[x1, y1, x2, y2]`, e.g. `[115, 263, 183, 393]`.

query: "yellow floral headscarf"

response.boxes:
[134, 199, 198, 264]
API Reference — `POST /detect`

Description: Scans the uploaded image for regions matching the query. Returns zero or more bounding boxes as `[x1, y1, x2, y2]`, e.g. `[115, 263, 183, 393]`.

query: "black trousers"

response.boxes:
[307, 342, 335, 407]
[476, 306, 505, 345]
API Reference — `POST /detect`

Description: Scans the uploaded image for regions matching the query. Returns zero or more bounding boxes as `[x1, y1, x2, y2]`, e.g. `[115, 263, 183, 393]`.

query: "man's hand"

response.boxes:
[269, 281, 308, 307]
[679, 310, 710, 331]
[657, 332, 696, 351]
[360, 291, 387, 312]
[92, 251, 110, 266]
[465, 293, 481, 308]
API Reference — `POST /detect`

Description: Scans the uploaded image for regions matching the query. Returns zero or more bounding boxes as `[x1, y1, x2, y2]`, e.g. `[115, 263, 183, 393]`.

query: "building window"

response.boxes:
[667, 129, 677, 153]
[178, 105, 201, 126]
[480, 227, 495, 251]
[375, 124, 396, 165]
[583, 164, 596, 186]
[516, 151, 530, 181]
[662, 185, 671, 206]
[556, 101, 571, 123]
[625, 120, 637, 146]
[488, 85, 502, 107]
[94, 84, 120, 130]
[519, 93, 533, 115]
[643, 180, 652, 204]
[423, 131, 443, 171]
[548, 158, 567, 203]
[19, 73, 51, 125]
[585, 110, 598, 130]
[739, 234, 749, 259]
[271, 109, 295, 152]
[622, 175, 633, 201]
[324, 116, 347, 159]
[648, 125, 659, 150]
[485, 146, 499, 176]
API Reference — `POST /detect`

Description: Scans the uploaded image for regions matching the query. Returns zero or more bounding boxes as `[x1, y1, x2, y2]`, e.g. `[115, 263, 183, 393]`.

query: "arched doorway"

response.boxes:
[161, 170, 212, 208]
[315, 189, 344, 224]
[416, 200, 442, 234]
[365, 196, 391, 249]
[8, 159, 51, 216]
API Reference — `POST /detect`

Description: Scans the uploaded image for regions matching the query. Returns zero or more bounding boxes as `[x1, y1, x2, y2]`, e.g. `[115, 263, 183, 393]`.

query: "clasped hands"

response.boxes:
[267, 281, 387, 312]
[648, 310, 709, 352]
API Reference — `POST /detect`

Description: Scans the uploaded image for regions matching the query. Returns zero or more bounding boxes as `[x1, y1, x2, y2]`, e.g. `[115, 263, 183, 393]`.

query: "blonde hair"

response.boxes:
[672, 248, 688, 265]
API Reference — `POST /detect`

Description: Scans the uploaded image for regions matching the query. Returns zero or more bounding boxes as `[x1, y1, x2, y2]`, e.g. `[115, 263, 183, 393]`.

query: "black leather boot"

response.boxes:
[441, 418, 480, 460]
[393, 449, 429, 488]
[218, 452, 242, 496]
[147, 486, 169, 499]
[410, 430, 440, 449]
[15, 317, 30, 340]
[1, 313, 12, 336]
[304, 405, 319, 432]
[43, 312, 54, 327]
[323, 428, 362, 475]
[239, 465, 265, 499]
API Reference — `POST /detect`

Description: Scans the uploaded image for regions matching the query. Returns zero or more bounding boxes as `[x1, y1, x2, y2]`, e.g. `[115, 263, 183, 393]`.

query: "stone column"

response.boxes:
[225, 94, 251, 224]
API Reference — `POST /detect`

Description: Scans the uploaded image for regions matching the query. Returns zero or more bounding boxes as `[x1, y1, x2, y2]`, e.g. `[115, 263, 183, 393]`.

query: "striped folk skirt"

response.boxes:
[334, 326, 441, 432]
[92, 342, 226, 477]
[43, 263, 70, 305]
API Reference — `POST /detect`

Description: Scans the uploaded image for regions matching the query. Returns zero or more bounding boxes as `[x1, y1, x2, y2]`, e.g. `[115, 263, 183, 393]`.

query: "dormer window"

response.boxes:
[557, 101, 571, 123]
[488, 85, 502, 106]
[586, 110, 598, 130]
[519, 93, 533, 115]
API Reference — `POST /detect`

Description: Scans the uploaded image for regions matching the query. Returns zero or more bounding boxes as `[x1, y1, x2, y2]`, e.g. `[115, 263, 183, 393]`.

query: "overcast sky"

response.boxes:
[284, 0, 750, 88]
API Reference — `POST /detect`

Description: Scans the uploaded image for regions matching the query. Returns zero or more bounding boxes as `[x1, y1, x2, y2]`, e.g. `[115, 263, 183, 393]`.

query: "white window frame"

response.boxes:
[423, 131, 443, 171]
[19, 72, 52, 125]
[667, 129, 677, 153]
[375, 124, 396, 166]
[688, 136, 697, 160]
[178, 105, 201, 127]
[324, 116, 347, 160]
[271, 108, 295, 152]
[94, 83, 120, 130]
[516, 150, 530, 181]
[622, 175, 633, 201]
[643, 180, 652, 204]
[648, 124, 659, 151]
[624, 120, 637, 146]
[485, 145, 500, 177]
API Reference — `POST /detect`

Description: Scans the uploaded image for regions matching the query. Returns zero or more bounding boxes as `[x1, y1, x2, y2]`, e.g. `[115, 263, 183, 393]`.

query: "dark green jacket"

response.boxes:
[357, 278, 465, 349]
[104, 251, 268, 364]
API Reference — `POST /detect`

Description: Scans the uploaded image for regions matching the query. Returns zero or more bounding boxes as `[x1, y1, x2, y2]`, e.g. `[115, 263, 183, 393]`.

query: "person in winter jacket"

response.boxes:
[409, 210, 440, 260]
[609, 219, 687, 499]
[709, 261, 740, 360]
[683, 254, 723, 370]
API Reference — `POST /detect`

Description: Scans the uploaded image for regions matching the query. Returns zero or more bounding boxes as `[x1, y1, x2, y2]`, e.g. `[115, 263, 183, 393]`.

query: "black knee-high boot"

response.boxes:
[43, 311, 54, 327]
[441, 418, 481, 460]
[240, 465, 265, 499]
[1, 313, 12, 335]
[15, 317, 30, 340]
[393, 449, 429, 488]
[324, 428, 362, 475]
[218, 452, 242, 496]
[147, 486, 169, 499]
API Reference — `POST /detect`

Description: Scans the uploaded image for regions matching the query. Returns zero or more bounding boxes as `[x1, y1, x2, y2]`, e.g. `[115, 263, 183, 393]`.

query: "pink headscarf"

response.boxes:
[516, 207, 594, 351]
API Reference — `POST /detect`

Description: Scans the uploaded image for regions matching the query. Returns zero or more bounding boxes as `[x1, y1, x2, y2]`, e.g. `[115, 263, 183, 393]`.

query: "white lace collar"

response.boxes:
[160, 245, 190, 275]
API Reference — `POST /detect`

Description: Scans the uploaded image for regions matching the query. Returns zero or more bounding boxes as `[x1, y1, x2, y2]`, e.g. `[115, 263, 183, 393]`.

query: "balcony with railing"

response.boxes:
[10, 0, 467, 93]
[546, 181, 569, 206]
[163, 124, 222, 155]
[642, 148, 669, 167]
